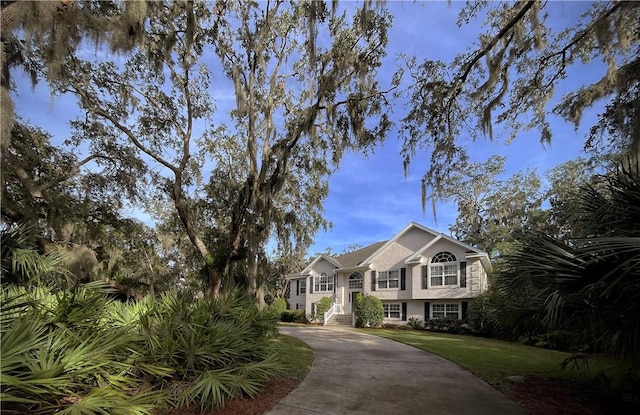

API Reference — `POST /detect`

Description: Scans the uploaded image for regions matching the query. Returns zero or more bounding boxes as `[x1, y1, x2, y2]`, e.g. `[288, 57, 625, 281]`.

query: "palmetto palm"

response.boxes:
[496, 162, 640, 362]
[1, 225, 285, 413]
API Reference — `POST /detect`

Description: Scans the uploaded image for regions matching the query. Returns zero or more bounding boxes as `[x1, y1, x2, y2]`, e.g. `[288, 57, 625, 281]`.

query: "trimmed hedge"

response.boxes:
[280, 309, 308, 323]
[315, 297, 333, 321]
[354, 294, 383, 328]
[424, 318, 472, 335]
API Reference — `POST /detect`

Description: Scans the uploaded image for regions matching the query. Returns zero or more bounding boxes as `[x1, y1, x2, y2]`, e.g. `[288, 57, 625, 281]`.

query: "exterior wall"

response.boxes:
[381, 299, 474, 325]
[410, 239, 485, 300]
[288, 277, 307, 311]
[335, 271, 359, 314]
[367, 236, 419, 301]
[396, 227, 437, 253]
[306, 258, 337, 311]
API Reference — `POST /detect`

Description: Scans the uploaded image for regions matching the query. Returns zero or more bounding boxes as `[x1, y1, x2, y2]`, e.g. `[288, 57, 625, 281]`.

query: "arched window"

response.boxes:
[431, 252, 457, 263]
[314, 272, 334, 292]
[430, 252, 458, 286]
[348, 272, 363, 289]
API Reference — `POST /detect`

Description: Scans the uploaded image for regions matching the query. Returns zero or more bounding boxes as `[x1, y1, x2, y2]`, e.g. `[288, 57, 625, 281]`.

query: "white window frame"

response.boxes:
[299, 279, 306, 294]
[432, 303, 460, 319]
[430, 252, 458, 288]
[348, 272, 363, 289]
[378, 270, 400, 290]
[314, 272, 333, 293]
[383, 303, 401, 320]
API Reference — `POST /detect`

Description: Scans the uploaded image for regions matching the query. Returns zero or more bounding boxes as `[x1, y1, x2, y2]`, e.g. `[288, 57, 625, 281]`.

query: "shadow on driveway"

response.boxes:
[267, 326, 526, 415]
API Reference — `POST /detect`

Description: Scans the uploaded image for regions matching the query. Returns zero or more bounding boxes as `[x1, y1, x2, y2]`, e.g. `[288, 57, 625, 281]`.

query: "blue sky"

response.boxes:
[307, 0, 600, 254]
[10, 1, 602, 257]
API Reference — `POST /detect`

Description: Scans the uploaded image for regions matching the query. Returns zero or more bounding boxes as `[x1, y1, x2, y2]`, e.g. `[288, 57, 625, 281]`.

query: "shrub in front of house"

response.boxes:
[424, 318, 472, 335]
[314, 296, 333, 321]
[270, 297, 288, 315]
[354, 293, 384, 328]
[406, 316, 424, 330]
[280, 309, 308, 323]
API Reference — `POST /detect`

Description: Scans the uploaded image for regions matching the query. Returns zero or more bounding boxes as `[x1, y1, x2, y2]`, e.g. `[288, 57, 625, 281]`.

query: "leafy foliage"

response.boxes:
[280, 310, 308, 323]
[432, 155, 545, 256]
[487, 161, 640, 362]
[398, 1, 640, 206]
[424, 318, 472, 335]
[0, 226, 285, 413]
[314, 296, 333, 322]
[268, 297, 288, 316]
[354, 293, 383, 328]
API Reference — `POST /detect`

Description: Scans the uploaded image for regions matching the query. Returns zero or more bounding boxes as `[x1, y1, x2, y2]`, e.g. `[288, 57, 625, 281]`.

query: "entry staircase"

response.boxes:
[324, 314, 353, 327]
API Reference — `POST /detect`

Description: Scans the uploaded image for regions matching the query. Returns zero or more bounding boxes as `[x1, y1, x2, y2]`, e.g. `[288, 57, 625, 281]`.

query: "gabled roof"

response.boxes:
[360, 222, 490, 270]
[289, 222, 492, 278]
[359, 222, 439, 265]
[405, 230, 487, 263]
[286, 241, 387, 279]
[299, 254, 342, 275]
[334, 241, 387, 268]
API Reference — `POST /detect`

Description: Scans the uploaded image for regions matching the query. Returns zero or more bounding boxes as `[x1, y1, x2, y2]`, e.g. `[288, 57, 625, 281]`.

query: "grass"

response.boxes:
[362, 329, 629, 387]
[272, 334, 314, 380]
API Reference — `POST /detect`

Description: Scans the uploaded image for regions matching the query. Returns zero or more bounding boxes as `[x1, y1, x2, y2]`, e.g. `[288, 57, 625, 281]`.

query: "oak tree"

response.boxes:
[398, 1, 640, 204]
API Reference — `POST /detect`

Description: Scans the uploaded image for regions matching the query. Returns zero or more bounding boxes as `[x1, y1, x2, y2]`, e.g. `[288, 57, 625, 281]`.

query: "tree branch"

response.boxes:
[72, 85, 179, 175]
[456, 1, 536, 86]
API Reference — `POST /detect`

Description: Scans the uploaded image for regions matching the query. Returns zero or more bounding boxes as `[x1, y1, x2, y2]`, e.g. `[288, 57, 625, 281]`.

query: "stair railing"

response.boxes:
[323, 303, 336, 326]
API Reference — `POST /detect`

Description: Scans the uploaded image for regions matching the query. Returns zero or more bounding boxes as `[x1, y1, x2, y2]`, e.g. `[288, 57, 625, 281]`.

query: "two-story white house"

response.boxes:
[286, 222, 491, 325]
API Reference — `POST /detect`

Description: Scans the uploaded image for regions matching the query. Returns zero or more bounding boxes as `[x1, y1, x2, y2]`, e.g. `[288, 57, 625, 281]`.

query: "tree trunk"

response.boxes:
[171, 178, 221, 298]
[246, 242, 264, 306]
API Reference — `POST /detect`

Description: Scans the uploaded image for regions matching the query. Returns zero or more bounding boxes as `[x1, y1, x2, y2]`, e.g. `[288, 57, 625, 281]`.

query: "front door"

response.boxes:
[348, 290, 361, 313]
[347, 272, 364, 313]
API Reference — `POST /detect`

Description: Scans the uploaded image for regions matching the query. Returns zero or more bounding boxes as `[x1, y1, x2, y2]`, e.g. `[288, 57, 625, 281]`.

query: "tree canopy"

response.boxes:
[398, 1, 640, 206]
[2, 0, 638, 305]
[3, 0, 393, 301]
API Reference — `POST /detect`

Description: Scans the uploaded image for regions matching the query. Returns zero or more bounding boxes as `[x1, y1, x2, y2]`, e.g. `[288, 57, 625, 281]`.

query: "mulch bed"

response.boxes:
[504, 375, 639, 415]
[163, 374, 640, 415]
[160, 377, 299, 415]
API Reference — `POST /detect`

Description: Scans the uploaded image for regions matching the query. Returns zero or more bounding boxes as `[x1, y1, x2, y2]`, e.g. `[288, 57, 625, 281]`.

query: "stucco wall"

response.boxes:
[381, 299, 471, 324]
[288, 277, 307, 310]
[366, 228, 437, 300]
[409, 239, 486, 300]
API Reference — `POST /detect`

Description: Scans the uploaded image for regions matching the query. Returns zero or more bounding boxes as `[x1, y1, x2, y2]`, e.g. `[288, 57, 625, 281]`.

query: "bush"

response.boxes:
[270, 297, 288, 315]
[407, 316, 424, 330]
[314, 297, 333, 321]
[1, 284, 284, 413]
[0, 224, 286, 414]
[354, 294, 383, 328]
[280, 309, 308, 323]
[535, 330, 583, 351]
[424, 318, 472, 335]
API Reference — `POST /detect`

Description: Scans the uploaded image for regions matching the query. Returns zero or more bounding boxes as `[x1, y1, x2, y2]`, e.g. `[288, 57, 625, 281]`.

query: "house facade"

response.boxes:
[286, 222, 491, 325]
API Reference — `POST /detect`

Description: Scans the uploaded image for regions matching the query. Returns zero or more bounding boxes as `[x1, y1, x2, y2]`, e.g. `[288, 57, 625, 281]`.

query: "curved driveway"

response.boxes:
[267, 326, 525, 415]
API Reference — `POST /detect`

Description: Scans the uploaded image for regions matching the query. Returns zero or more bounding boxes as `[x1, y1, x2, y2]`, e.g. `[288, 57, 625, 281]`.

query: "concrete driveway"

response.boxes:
[267, 326, 526, 415]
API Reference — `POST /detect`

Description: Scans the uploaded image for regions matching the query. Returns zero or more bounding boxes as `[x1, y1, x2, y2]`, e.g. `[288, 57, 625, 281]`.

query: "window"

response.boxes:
[383, 303, 401, 319]
[378, 270, 399, 289]
[314, 273, 333, 292]
[430, 252, 458, 287]
[299, 279, 306, 294]
[432, 303, 459, 319]
[348, 272, 363, 289]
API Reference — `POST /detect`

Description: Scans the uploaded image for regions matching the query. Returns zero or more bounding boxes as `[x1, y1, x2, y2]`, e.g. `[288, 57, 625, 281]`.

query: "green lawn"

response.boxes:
[363, 329, 628, 387]
[272, 334, 314, 380]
